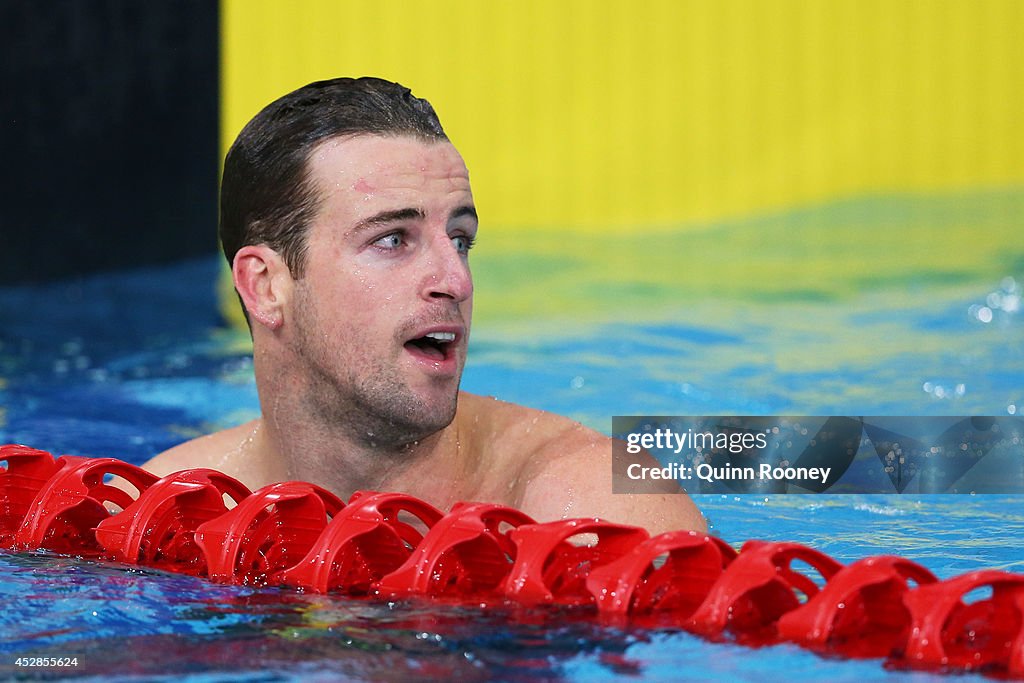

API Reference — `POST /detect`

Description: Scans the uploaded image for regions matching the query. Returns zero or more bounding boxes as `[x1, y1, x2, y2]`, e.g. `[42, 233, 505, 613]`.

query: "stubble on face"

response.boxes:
[289, 278, 462, 451]
[280, 136, 474, 451]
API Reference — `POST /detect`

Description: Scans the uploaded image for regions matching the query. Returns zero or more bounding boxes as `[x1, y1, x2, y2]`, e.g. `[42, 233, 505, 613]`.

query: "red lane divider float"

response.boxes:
[2, 444, 1023, 678]
[687, 539, 844, 644]
[777, 555, 938, 658]
[281, 490, 445, 594]
[96, 468, 252, 572]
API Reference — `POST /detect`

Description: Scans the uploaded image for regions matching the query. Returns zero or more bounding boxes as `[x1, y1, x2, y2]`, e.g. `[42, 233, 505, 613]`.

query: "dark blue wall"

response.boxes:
[0, 0, 219, 284]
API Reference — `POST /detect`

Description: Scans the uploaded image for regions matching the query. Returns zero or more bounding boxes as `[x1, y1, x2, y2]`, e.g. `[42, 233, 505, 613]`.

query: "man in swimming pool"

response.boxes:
[144, 77, 705, 534]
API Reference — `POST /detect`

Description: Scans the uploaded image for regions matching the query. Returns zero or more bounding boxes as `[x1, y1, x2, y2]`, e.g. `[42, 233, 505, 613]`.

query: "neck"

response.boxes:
[246, 330, 473, 505]
[250, 386, 468, 506]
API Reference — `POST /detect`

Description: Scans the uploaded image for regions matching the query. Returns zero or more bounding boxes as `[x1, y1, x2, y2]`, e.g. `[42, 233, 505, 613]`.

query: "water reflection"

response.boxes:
[0, 552, 679, 681]
[0, 188, 1021, 681]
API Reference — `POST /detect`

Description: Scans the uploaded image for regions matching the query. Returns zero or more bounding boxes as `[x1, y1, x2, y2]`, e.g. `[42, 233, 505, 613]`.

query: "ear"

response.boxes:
[232, 245, 292, 330]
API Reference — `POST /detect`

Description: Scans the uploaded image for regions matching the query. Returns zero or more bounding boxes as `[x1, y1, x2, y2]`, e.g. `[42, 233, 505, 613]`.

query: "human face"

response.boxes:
[288, 135, 476, 447]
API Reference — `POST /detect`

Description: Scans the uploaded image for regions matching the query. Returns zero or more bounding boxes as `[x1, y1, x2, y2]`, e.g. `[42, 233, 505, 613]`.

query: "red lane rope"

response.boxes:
[3, 444, 1023, 677]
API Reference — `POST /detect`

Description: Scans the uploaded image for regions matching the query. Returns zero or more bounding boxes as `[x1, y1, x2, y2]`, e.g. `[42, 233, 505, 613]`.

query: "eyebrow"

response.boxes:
[450, 205, 478, 224]
[350, 208, 425, 235]
[349, 205, 478, 235]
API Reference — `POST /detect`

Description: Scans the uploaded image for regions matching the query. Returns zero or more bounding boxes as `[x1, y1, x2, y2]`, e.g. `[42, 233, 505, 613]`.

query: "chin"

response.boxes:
[367, 389, 459, 448]
[411, 391, 460, 432]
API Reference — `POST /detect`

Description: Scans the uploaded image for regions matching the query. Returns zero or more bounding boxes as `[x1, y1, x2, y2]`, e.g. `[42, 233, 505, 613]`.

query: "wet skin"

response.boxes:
[145, 135, 706, 535]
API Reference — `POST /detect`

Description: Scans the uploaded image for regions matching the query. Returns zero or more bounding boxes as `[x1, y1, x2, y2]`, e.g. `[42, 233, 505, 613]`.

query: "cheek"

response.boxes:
[301, 263, 420, 338]
[313, 267, 376, 313]
[320, 281, 401, 342]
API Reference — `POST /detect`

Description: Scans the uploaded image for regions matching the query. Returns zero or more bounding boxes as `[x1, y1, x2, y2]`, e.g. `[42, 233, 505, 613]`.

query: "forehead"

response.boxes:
[306, 134, 471, 207]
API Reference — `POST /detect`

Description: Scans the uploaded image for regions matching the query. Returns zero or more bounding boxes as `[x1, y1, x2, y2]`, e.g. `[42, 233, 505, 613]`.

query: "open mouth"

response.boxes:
[404, 331, 456, 362]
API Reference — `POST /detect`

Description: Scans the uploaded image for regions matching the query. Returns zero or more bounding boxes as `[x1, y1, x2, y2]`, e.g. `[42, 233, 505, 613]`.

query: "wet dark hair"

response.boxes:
[220, 77, 448, 277]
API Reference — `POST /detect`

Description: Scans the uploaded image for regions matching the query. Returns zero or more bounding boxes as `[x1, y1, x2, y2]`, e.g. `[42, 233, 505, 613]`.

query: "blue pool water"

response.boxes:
[1, 213, 1023, 682]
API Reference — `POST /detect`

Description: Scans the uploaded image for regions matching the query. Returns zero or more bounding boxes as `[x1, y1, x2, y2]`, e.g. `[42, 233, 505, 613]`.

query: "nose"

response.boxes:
[421, 234, 473, 303]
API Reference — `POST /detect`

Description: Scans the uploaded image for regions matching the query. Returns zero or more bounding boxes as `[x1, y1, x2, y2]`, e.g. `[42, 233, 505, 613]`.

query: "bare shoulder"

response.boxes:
[517, 433, 707, 535]
[458, 393, 706, 534]
[458, 392, 602, 452]
[142, 420, 260, 478]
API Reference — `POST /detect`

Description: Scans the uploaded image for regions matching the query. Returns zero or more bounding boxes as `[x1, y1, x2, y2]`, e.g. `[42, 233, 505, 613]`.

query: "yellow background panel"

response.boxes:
[223, 0, 1023, 232]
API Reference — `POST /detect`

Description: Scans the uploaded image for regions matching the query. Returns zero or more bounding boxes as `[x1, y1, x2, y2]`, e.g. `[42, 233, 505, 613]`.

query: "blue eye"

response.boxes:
[452, 235, 475, 254]
[374, 233, 403, 250]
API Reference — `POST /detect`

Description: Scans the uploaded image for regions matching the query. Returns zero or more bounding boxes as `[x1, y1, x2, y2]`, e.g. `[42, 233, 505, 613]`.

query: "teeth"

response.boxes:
[424, 331, 455, 343]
